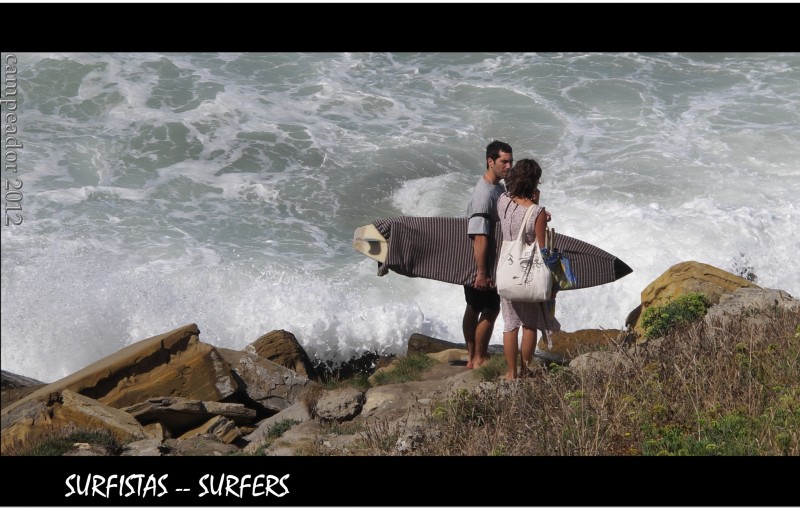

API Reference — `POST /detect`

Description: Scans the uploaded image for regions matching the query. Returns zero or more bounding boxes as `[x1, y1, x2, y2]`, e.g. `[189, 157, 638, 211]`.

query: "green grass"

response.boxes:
[266, 419, 300, 438]
[323, 373, 372, 391]
[474, 354, 507, 381]
[13, 428, 123, 456]
[370, 354, 435, 386]
[641, 293, 710, 339]
[641, 411, 763, 456]
[248, 419, 301, 456]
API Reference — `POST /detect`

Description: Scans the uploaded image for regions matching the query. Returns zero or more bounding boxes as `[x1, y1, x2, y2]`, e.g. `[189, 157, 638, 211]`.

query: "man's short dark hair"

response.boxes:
[486, 140, 513, 166]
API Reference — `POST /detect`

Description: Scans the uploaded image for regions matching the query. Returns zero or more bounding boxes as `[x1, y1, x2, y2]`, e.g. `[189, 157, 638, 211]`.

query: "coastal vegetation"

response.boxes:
[362, 304, 799, 456]
[247, 419, 301, 456]
[640, 292, 710, 339]
[369, 354, 434, 386]
[6, 427, 123, 456]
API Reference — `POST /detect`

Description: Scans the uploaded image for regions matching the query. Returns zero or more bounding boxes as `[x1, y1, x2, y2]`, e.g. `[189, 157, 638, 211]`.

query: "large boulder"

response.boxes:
[1, 370, 45, 389]
[231, 352, 318, 413]
[246, 330, 316, 379]
[705, 287, 798, 325]
[314, 387, 365, 422]
[56, 390, 150, 441]
[0, 389, 149, 454]
[702, 287, 799, 344]
[1, 370, 46, 411]
[1, 324, 238, 417]
[630, 261, 759, 338]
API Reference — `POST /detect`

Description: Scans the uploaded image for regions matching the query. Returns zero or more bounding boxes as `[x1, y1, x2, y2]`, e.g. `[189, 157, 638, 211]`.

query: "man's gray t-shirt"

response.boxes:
[466, 177, 505, 236]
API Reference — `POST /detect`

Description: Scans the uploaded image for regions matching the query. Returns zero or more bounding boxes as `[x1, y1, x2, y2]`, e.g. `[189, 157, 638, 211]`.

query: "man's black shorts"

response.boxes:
[464, 286, 500, 314]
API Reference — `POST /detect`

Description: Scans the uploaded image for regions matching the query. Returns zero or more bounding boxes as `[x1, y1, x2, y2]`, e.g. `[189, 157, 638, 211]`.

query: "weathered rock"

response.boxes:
[1, 324, 239, 419]
[427, 349, 469, 364]
[700, 288, 800, 348]
[247, 330, 316, 379]
[362, 381, 439, 423]
[1, 370, 45, 389]
[243, 402, 312, 450]
[1, 396, 58, 454]
[362, 361, 478, 427]
[705, 287, 798, 325]
[232, 352, 318, 412]
[442, 369, 485, 399]
[631, 261, 760, 338]
[0, 389, 149, 454]
[122, 438, 165, 456]
[1, 370, 48, 411]
[356, 365, 485, 455]
[56, 390, 150, 441]
[163, 436, 240, 456]
[1, 386, 47, 412]
[259, 420, 322, 456]
[123, 397, 256, 437]
[143, 422, 166, 441]
[178, 416, 241, 444]
[407, 334, 464, 356]
[536, 329, 622, 364]
[314, 387, 365, 421]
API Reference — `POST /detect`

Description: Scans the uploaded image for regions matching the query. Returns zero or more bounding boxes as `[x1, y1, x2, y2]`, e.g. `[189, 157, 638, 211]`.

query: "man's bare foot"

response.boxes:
[466, 361, 474, 369]
[501, 372, 517, 381]
[474, 357, 491, 368]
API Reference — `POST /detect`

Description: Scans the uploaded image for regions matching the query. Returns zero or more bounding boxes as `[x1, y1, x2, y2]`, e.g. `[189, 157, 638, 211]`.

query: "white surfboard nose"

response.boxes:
[353, 224, 388, 263]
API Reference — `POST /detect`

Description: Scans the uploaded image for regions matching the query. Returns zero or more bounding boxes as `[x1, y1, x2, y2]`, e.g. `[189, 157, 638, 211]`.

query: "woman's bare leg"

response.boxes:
[503, 328, 520, 380]
[519, 326, 537, 376]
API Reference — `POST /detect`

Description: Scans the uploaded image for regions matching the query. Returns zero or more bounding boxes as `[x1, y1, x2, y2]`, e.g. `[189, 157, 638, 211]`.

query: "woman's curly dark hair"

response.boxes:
[505, 158, 542, 200]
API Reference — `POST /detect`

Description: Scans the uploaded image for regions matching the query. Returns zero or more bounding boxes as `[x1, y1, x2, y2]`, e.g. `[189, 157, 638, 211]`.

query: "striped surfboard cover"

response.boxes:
[372, 216, 629, 290]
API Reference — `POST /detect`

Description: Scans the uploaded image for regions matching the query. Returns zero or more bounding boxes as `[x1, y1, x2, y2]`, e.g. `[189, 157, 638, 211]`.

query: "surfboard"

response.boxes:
[353, 223, 389, 263]
[353, 216, 632, 290]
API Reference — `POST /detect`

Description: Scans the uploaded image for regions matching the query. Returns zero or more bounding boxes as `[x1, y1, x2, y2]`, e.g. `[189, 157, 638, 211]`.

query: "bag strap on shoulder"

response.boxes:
[515, 205, 538, 242]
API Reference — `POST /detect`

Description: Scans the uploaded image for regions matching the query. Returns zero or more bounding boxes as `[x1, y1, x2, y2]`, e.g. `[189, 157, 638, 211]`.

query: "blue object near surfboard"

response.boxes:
[353, 217, 631, 290]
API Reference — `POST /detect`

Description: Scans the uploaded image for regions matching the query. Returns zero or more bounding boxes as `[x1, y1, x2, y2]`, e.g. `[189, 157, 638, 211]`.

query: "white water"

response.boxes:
[2, 52, 798, 382]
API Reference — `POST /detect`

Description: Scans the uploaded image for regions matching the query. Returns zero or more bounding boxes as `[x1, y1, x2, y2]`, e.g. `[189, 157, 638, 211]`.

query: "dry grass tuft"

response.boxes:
[365, 305, 799, 456]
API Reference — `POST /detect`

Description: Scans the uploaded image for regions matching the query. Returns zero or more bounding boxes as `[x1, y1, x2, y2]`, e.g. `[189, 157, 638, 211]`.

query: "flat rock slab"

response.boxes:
[124, 397, 256, 435]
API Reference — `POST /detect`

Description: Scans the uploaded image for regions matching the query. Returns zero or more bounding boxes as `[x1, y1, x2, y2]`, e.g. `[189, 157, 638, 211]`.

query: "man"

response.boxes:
[463, 140, 512, 369]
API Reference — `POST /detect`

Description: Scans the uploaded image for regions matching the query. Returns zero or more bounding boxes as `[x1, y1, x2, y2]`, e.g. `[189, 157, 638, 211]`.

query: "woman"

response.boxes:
[497, 158, 560, 380]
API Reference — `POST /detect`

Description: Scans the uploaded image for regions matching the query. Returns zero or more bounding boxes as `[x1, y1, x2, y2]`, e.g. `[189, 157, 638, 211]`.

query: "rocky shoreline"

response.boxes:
[2, 260, 798, 456]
